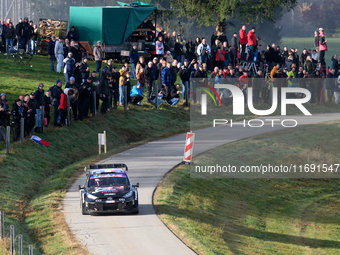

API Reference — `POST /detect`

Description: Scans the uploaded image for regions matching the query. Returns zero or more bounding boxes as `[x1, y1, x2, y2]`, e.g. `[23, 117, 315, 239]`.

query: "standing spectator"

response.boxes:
[186, 38, 195, 62]
[77, 82, 90, 121]
[194, 37, 201, 60]
[52, 80, 63, 126]
[136, 56, 146, 75]
[152, 57, 159, 90]
[239, 25, 247, 61]
[30, 23, 38, 54]
[0, 20, 7, 53]
[168, 84, 180, 106]
[304, 56, 313, 75]
[130, 83, 144, 105]
[129, 44, 138, 79]
[17, 17, 30, 51]
[11, 99, 23, 141]
[247, 27, 257, 62]
[145, 61, 154, 103]
[326, 68, 335, 102]
[93, 41, 104, 74]
[230, 33, 238, 66]
[63, 38, 71, 58]
[4, 22, 16, 55]
[111, 67, 120, 109]
[219, 32, 228, 45]
[66, 25, 79, 41]
[299, 49, 309, 68]
[196, 38, 210, 64]
[156, 36, 164, 57]
[137, 68, 146, 95]
[168, 36, 176, 58]
[210, 30, 218, 46]
[174, 39, 183, 63]
[179, 59, 191, 100]
[59, 91, 69, 126]
[123, 72, 132, 104]
[48, 35, 56, 72]
[63, 52, 75, 84]
[318, 28, 327, 67]
[119, 65, 128, 106]
[331, 55, 338, 77]
[211, 39, 220, 70]
[0, 93, 10, 126]
[102, 59, 113, 77]
[55, 37, 64, 74]
[161, 62, 172, 95]
[314, 31, 320, 64]
[80, 57, 90, 83]
[15, 18, 22, 38]
[65, 77, 79, 120]
[0, 102, 7, 142]
[100, 73, 110, 114]
[182, 40, 187, 62]
[71, 41, 82, 63]
[28, 93, 36, 133]
[34, 83, 45, 133]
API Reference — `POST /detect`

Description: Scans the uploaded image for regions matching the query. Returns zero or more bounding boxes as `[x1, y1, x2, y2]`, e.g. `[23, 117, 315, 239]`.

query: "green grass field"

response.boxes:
[154, 121, 340, 255]
[281, 37, 340, 66]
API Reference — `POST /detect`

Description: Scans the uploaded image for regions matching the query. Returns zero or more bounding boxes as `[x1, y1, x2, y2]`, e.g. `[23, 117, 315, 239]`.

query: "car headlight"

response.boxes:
[87, 194, 98, 200]
[123, 191, 133, 198]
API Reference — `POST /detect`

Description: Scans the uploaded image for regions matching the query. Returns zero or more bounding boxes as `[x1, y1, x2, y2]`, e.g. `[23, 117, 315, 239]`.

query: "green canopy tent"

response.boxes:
[69, 2, 156, 45]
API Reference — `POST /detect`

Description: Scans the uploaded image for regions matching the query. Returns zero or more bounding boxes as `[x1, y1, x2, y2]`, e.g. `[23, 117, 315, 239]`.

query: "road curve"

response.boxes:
[63, 113, 340, 255]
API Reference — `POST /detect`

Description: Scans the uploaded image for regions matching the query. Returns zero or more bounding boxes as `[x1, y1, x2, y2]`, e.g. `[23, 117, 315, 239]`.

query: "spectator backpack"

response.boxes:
[49, 85, 57, 105]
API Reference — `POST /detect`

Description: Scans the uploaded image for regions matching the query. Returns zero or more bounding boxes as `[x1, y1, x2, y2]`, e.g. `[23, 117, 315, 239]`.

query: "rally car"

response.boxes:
[79, 164, 139, 215]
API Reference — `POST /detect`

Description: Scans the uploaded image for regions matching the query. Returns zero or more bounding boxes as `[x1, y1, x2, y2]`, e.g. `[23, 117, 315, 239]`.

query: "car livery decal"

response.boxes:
[90, 174, 127, 179]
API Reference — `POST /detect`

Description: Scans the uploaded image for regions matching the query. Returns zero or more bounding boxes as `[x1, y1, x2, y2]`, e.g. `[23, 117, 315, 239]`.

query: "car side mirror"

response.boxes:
[78, 185, 84, 190]
[133, 182, 139, 188]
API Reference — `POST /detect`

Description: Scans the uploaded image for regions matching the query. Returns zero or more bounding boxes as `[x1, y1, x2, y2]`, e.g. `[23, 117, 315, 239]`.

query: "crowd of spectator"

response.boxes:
[1, 22, 340, 144]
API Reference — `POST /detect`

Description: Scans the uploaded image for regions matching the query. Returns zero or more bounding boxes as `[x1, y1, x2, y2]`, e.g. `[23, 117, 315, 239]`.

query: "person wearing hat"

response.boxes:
[102, 59, 113, 77]
[318, 28, 327, 67]
[80, 57, 90, 83]
[55, 36, 64, 73]
[63, 52, 75, 84]
[161, 62, 172, 97]
[48, 35, 56, 72]
[65, 77, 80, 120]
[34, 83, 45, 132]
[16, 17, 30, 51]
[99, 73, 111, 114]
[66, 25, 79, 42]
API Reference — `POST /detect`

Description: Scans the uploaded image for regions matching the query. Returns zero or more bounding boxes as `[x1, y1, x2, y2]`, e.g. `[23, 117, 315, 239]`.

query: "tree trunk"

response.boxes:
[216, 19, 226, 36]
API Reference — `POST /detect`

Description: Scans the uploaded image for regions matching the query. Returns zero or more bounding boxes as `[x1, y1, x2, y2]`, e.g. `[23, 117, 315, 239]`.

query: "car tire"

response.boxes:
[82, 202, 89, 215]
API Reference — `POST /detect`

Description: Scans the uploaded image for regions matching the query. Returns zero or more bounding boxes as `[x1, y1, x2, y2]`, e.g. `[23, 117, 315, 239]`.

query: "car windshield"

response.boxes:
[88, 174, 129, 188]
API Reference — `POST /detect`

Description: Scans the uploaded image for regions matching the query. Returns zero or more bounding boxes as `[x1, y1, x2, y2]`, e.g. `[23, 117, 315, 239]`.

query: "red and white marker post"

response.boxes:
[183, 132, 195, 164]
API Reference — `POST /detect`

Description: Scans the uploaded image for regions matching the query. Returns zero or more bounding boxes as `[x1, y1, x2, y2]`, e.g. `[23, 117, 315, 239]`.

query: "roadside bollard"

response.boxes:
[93, 91, 97, 117]
[6, 126, 10, 154]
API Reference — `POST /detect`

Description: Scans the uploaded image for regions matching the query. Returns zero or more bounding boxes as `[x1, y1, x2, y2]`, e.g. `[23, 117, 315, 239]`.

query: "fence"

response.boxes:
[0, 211, 43, 255]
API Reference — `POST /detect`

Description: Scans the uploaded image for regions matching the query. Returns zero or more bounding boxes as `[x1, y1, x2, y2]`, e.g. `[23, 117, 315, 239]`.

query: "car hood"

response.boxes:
[89, 186, 130, 198]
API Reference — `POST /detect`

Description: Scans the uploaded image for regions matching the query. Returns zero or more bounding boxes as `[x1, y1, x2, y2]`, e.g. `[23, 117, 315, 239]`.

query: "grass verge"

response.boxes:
[154, 120, 340, 255]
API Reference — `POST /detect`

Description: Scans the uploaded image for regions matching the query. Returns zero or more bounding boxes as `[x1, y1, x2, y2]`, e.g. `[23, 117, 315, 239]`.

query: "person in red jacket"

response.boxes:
[239, 25, 248, 61]
[58, 91, 69, 126]
[248, 27, 257, 62]
[239, 70, 249, 104]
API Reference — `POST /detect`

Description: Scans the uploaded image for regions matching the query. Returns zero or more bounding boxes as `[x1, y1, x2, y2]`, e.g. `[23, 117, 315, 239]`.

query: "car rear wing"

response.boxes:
[84, 164, 128, 172]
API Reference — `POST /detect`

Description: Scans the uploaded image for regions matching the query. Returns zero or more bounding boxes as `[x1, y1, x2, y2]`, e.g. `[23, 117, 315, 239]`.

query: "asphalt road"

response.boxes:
[63, 113, 340, 255]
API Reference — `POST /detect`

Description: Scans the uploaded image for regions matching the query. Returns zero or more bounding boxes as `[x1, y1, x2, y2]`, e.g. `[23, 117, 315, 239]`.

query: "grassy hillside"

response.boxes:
[154, 120, 340, 255]
[0, 54, 190, 254]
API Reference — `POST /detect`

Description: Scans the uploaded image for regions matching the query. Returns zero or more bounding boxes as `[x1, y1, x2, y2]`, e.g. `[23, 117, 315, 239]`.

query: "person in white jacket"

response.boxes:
[54, 37, 64, 73]
[196, 38, 210, 64]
